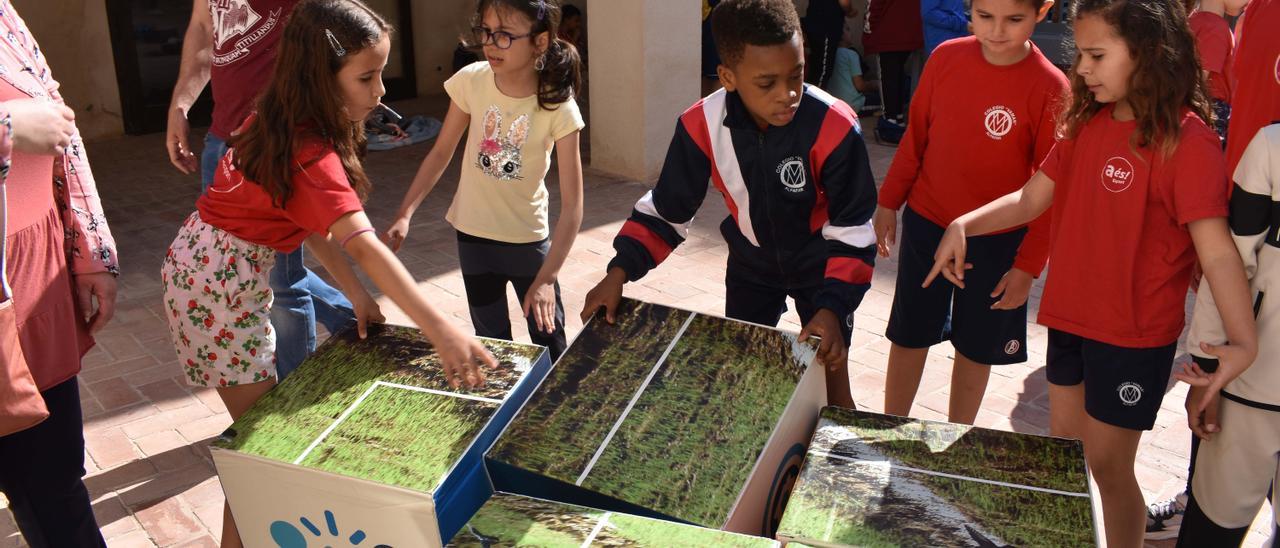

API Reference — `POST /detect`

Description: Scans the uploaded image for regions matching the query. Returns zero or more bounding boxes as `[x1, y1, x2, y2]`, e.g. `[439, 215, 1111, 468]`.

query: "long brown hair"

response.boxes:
[465, 0, 581, 111]
[1058, 0, 1212, 155]
[228, 0, 391, 207]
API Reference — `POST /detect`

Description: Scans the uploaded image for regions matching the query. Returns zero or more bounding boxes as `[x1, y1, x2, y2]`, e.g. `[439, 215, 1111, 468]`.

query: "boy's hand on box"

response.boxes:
[800, 309, 848, 372]
[581, 268, 626, 324]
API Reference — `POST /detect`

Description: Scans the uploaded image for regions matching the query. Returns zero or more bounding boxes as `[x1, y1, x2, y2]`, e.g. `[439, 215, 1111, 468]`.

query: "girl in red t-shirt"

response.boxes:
[926, 0, 1258, 544]
[162, 3, 497, 544]
[1183, 0, 1250, 141]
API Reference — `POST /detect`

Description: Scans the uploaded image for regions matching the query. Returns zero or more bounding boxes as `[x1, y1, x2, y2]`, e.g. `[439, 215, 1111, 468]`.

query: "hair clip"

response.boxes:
[536, 0, 547, 21]
[325, 29, 346, 56]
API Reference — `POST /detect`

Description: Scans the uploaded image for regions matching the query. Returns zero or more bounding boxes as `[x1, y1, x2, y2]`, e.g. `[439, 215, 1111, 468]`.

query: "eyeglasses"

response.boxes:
[471, 27, 532, 49]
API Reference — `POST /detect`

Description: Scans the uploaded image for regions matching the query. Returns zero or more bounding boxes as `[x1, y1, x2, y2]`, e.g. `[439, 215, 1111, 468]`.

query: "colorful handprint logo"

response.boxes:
[269, 510, 391, 548]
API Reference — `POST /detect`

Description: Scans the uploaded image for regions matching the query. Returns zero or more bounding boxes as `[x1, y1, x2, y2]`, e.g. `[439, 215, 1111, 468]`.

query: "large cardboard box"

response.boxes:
[211, 324, 552, 547]
[486, 298, 827, 537]
[447, 492, 782, 547]
[776, 407, 1098, 547]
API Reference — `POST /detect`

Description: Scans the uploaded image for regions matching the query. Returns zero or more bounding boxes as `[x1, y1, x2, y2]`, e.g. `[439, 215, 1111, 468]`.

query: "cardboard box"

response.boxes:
[776, 407, 1098, 547]
[211, 324, 552, 547]
[447, 492, 782, 547]
[487, 298, 827, 536]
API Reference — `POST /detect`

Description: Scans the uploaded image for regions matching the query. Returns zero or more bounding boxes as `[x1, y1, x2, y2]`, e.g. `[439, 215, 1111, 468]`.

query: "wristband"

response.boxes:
[341, 227, 375, 248]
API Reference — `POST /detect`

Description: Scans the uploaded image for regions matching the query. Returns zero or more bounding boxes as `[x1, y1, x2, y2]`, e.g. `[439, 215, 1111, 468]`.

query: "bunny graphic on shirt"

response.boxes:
[476, 106, 529, 181]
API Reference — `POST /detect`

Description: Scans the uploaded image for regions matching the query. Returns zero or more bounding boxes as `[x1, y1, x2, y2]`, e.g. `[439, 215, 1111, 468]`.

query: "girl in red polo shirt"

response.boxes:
[162, 5, 496, 544]
[873, 0, 1067, 426]
[926, 0, 1258, 544]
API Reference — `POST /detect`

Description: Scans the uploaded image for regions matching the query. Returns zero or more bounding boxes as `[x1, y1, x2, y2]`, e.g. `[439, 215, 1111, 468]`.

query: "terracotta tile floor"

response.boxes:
[0, 94, 1268, 546]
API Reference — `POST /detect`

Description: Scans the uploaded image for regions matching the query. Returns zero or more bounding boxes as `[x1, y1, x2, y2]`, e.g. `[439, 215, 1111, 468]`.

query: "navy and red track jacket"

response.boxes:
[608, 85, 878, 321]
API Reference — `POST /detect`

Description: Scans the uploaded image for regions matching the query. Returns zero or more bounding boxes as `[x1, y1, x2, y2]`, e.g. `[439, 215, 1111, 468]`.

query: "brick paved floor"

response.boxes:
[0, 93, 1269, 546]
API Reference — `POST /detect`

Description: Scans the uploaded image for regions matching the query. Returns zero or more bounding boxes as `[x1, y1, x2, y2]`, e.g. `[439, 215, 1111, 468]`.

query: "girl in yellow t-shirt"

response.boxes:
[385, 0, 584, 358]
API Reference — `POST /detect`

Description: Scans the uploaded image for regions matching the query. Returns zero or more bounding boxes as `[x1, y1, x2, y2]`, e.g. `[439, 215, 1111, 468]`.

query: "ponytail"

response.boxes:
[536, 37, 581, 110]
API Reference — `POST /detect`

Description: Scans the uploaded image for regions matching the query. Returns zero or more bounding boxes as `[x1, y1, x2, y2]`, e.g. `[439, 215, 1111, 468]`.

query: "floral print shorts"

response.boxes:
[162, 213, 277, 387]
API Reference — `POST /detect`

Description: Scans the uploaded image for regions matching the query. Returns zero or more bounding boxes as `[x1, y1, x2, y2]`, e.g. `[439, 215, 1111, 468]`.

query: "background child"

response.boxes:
[581, 0, 878, 408]
[1177, 122, 1278, 546]
[1184, 0, 1246, 142]
[874, 0, 1066, 425]
[384, 0, 584, 360]
[923, 0, 971, 55]
[160, 2, 496, 544]
[827, 24, 879, 113]
[925, 0, 1257, 544]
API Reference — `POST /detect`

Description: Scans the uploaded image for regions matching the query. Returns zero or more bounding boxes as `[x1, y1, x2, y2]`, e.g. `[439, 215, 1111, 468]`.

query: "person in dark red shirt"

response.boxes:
[927, 0, 1257, 544]
[863, 0, 924, 141]
[873, 0, 1066, 426]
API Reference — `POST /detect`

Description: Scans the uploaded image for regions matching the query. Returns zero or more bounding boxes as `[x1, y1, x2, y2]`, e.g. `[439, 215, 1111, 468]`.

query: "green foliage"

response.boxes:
[299, 387, 497, 492]
[579, 313, 813, 526]
[214, 325, 541, 490]
[489, 300, 696, 480]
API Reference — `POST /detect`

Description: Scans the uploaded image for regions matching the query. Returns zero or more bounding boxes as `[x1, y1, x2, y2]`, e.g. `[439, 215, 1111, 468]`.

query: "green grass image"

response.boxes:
[778, 408, 1095, 547]
[489, 299, 694, 481]
[603, 513, 777, 547]
[214, 324, 542, 490]
[298, 387, 498, 492]
[446, 493, 779, 547]
[580, 314, 816, 527]
[446, 493, 601, 547]
[820, 407, 1088, 494]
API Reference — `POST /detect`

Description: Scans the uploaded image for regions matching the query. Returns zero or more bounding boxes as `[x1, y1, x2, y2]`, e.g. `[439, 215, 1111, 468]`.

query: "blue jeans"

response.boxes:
[201, 133, 355, 381]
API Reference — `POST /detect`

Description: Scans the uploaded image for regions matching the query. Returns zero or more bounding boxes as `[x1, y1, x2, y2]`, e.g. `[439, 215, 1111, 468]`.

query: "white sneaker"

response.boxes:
[1145, 491, 1189, 540]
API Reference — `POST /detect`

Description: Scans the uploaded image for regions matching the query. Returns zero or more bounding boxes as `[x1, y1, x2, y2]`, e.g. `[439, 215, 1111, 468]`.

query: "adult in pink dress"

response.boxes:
[0, 2, 119, 546]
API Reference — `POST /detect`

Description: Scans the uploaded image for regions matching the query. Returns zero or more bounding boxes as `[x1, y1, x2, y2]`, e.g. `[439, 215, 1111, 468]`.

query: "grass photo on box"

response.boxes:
[215, 324, 542, 491]
[777, 408, 1095, 547]
[579, 313, 817, 526]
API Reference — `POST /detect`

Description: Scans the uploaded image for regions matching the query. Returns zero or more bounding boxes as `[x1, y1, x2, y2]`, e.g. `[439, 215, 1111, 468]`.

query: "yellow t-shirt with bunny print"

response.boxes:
[443, 61, 585, 243]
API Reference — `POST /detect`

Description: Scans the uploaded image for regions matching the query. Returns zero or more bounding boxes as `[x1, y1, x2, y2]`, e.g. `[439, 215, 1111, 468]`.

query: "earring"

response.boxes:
[534, 54, 546, 72]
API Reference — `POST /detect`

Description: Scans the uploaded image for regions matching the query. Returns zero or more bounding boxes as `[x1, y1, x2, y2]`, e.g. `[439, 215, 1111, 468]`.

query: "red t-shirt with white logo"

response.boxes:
[196, 131, 364, 253]
[208, 0, 297, 139]
[1189, 11, 1233, 102]
[1037, 107, 1228, 348]
[1226, 0, 1280, 178]
[879, 37, 1068, 275]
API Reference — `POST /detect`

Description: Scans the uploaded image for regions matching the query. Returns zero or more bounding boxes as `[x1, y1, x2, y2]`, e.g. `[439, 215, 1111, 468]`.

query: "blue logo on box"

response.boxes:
[270, 510, 392, 548]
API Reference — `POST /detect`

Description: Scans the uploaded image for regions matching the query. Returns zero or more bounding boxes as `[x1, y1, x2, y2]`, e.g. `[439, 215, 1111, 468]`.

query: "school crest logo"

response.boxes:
[984, 106, 1016, 140]
[777, 156, 807, 193]
[210, 0, 282, 66]
[1004, 340, 1020, 355]
[1117, 382, 1143, 406]
[1101, 156, 1136, 193]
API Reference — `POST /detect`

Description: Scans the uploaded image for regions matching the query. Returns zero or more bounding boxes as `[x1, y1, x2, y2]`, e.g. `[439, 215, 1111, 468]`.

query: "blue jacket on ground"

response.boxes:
[922, 0, 968, 53]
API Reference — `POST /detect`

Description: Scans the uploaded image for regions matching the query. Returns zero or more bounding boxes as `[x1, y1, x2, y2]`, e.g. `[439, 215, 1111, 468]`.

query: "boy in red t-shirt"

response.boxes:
[1224, 0, 1280, 177]
[873, 0, 1066, 425]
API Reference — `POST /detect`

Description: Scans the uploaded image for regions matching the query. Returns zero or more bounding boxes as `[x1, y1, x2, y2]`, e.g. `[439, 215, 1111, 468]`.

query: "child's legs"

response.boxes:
[884, 208, 954, 416]
[1069, 334, 1176, 548]
[878, 51, 912, 120]
[1082, 414, 1146, 548]
[508, 239, 568, 359]
[215, 379, 277, 548]
[947, 225, 1029, 424]
[456, 232, 515, 341]
[1180, 398, 1278, 544]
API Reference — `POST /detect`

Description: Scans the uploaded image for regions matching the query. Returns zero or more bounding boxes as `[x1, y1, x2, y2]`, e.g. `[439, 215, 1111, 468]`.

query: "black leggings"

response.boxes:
[456, 231, 568, 359]
[879, 50, 913, 120]
[0, 378, 106, 548]
[806, 34, 841, 88]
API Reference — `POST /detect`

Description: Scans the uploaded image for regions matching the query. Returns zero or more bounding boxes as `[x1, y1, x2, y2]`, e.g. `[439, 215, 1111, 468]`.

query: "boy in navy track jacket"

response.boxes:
[582, 0, 878, 407]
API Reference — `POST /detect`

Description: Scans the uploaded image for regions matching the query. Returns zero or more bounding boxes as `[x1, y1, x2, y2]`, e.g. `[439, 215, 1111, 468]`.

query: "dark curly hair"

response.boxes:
[1059, 0, 1213, 155]
[466, 0, 581, 111]
[710, 0, 802, 67]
